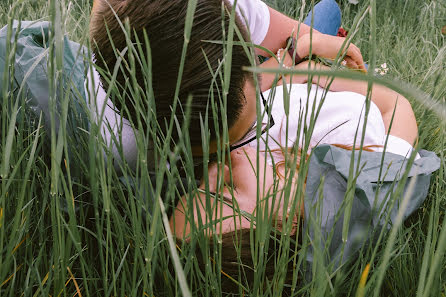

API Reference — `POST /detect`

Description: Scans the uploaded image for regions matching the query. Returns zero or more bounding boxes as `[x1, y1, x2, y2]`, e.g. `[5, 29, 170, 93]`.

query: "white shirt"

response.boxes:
[85, 68, 139, 172]
[245, 83, 418, 165]
[227, 0, 270, 45]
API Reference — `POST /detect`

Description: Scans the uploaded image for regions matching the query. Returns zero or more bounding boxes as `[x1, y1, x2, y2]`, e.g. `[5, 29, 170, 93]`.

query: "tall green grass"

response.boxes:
[0, 0, 445, 296]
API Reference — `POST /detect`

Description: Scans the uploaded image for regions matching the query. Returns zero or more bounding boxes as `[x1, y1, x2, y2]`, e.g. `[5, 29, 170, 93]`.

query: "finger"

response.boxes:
[345, 53, 366, 72]
[358, 61, 367, 72]
[344, 57, 359, 70]
[349, 47, 366, 71]
[347, 45, 366, 72]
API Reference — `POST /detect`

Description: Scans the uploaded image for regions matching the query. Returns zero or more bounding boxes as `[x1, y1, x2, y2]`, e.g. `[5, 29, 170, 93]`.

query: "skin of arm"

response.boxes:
[259, 37, 363, 90]
[257, 7, 314, 56]
[281, 61, 418, 145]
[258, 49, 295, 92]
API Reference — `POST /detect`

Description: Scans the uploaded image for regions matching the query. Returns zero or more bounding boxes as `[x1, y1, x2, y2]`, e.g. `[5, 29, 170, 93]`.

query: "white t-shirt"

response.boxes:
[86, 68, 139, 172]
[244, 83, 419, 165]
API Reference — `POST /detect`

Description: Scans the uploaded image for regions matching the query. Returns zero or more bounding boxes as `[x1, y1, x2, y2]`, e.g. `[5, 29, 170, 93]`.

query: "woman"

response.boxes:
[169, 51, 430, 234]
[168, 49, 440, 290]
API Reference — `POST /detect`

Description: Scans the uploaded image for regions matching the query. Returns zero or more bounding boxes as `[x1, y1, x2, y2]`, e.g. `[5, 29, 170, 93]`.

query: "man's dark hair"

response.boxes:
[90, 0, 254, 146]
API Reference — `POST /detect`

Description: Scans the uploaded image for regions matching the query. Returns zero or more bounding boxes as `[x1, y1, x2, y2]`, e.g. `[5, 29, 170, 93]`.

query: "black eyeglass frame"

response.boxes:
[228, 91, 275, 151]
[191, 91, 275, 168]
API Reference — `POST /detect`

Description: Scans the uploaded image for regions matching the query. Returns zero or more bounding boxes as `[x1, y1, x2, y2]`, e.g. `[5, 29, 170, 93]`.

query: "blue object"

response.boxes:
[261, 0, 341, 62]
[304, 0, 341, 36]
[304, 1, 369, 69]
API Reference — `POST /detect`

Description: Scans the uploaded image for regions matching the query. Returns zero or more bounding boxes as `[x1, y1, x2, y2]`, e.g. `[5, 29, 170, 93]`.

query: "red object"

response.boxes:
[337, 27, 348, 37]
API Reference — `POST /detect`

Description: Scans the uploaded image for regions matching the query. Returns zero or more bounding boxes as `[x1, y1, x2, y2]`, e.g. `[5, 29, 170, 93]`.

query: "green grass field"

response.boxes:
[0, 0, 445, 296]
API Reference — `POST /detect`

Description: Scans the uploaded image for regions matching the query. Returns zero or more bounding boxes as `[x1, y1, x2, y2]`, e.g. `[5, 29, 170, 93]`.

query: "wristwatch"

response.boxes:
[286, 37, 304, 65]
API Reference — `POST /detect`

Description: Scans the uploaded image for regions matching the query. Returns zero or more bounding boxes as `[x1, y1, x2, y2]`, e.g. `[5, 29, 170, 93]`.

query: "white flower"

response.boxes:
[374, 62, 389, 75]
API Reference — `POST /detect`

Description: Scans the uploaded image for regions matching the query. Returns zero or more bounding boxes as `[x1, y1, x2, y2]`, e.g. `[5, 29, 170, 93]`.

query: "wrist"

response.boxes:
[287, 37, 304, 64]
[288, 33, 318, 64]
[276, 48, 292, 69]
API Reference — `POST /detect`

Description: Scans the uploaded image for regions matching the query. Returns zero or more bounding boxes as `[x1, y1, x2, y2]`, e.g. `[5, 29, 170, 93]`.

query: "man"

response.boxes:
[89, 0, 365, 171]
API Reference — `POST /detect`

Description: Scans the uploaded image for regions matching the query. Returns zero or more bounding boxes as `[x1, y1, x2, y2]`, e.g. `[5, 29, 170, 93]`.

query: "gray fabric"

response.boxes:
[304, 144, 440, 270]
[0, 20, 87, 137]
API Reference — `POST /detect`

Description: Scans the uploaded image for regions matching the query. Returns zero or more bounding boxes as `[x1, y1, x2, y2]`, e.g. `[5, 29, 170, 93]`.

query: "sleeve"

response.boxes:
[377, 135, 421, 160]
[226, 0, 270, 45]
[85, 66, 139, 173]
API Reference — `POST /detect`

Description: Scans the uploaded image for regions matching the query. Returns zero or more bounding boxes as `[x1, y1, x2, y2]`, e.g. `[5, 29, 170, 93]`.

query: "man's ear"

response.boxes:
[90, 0, 103, 19]
[89, 0, 103, 36]
[92, 0, 99, 13]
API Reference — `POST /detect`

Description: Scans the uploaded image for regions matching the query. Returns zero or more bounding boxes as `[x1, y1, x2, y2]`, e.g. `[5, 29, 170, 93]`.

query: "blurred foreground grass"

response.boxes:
[0, 0, 445, 296]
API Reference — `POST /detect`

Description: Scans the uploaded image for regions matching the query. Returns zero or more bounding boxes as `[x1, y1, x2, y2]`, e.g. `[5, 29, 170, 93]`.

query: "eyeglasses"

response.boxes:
[191, 91, 274, 168]
[228, 91, 275, 151]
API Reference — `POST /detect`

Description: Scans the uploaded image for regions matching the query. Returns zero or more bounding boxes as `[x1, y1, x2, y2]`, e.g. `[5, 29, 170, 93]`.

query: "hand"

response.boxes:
[296, 33, 366, 72]
[258, 49, 295, 91]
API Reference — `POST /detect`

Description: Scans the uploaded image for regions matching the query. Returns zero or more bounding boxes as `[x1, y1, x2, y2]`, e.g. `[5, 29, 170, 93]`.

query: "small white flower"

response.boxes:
[375, 62, 389, 75]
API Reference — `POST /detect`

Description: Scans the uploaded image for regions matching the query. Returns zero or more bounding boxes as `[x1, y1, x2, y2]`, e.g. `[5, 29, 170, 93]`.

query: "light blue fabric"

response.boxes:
[303, 0, 370, 70]
[304, 144, 440, 272]
[304, 0, 341, 36]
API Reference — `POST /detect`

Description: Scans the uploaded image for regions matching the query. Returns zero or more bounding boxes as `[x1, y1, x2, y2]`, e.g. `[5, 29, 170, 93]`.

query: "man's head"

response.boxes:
[90, 0, 257, 150]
